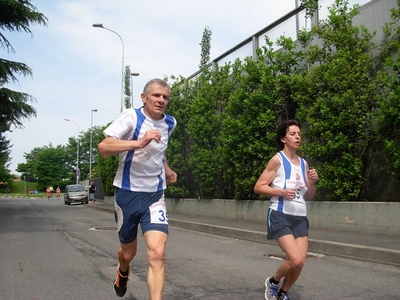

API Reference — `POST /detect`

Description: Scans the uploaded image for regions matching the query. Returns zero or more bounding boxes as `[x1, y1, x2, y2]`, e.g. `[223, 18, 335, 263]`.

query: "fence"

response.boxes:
[187, 0, 385, 80]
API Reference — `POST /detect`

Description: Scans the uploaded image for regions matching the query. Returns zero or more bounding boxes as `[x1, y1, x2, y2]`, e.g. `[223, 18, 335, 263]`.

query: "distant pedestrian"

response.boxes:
[254, 119, 319, 300]
[56, 186, 61, 198]
[89, 181, 96, 204]
[46, 187, 51, 199]
[6, 187, 10, 194]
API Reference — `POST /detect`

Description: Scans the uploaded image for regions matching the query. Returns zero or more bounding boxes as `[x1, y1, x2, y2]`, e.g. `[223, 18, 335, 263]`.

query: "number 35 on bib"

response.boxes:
[149, 201, 168, 224]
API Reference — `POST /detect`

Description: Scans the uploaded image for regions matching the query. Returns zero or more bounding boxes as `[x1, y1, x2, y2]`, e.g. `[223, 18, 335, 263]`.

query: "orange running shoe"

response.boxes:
[113, 264, 130, 297]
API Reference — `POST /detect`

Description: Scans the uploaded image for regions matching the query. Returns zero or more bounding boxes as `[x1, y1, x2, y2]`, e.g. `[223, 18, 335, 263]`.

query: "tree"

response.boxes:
[0, 134, 12, 182]
[16, 144, 71, 191]
[0, 0, 47, 131]
[166, 0, 399, 201]
[124, 65, 132, 109]
[296, 0, 377, 201]
[75, 125, 102, 181]
[96, 123, 118, 196]
[376, 0, 400, 180]
[16, 124, 104, 190]
[35, 145, 69, 190]
[0, 0, 47, 178]
[199, 26, 212, 69]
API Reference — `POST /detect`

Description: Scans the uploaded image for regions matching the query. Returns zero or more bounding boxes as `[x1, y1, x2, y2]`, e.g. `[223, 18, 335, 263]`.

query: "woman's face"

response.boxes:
[282, 125, 301, 149]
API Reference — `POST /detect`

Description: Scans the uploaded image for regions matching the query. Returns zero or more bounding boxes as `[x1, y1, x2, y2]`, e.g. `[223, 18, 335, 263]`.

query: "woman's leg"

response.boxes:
[275, 235, 308, 291]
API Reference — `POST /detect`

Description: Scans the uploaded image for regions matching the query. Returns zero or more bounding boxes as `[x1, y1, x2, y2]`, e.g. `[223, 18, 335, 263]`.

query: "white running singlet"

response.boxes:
[103, 108, 177, 192]
[269, 151, 308, 216]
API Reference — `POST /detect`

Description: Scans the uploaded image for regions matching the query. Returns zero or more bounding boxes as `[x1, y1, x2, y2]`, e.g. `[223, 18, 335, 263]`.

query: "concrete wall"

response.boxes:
[307, 201, 400, 235]
[104, 196, 399, 235]
[104, 196, 114, 206]
[165, 198, 400, 237]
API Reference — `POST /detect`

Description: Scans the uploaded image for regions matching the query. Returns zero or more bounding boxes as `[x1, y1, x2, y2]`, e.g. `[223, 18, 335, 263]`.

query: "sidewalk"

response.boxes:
[88, 200, 400, 267]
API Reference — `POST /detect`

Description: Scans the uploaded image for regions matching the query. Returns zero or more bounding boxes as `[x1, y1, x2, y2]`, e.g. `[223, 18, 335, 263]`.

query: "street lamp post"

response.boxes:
[89, 109, 98, 181]
[131, 72, 140, 108]
[64, 118, 80, 184]
[93, 23, 125, 113]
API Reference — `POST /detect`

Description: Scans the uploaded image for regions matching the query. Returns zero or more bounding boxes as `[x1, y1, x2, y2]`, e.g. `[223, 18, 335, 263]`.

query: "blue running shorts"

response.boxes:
[266, 208, 309, 240]
[114, 188, 169, 244]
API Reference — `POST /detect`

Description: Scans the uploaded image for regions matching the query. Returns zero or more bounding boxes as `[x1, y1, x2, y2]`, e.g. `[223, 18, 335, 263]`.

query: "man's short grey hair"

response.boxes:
[143, 78, 170, 95]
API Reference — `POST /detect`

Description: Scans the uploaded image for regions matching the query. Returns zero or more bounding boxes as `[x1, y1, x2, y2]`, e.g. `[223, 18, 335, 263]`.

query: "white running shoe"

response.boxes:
[265, 276, 279, 300]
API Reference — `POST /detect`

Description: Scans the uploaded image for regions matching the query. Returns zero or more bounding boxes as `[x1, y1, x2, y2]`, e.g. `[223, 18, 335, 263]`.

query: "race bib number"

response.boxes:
[149, 200, 168, 224]
[285, 179, 305, 200]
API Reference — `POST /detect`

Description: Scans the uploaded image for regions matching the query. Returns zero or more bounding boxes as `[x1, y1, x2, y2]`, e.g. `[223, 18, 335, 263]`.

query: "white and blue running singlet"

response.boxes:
[103, 108, 177, 192]
[269, 151, 308, 216]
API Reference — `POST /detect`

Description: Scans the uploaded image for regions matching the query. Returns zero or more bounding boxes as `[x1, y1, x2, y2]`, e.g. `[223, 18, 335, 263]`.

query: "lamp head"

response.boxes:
[92, 109, 98, 112]
[131, 73, 140, 77]
[92, 23, 104, 28]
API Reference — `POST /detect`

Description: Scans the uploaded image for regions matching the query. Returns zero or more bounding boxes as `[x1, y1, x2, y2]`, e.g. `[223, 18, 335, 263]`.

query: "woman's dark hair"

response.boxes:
[276, 119, 301, 150]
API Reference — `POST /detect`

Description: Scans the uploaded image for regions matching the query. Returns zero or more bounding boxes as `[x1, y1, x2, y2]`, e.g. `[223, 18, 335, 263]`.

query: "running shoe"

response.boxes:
[278, 292, 291, 300]
[113, 264, 130, 297]
[265, 276, 279, 300]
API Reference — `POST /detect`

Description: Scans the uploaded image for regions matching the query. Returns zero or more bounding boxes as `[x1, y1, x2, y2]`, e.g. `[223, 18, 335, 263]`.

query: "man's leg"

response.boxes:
[144, 230, 168, 300]
[113, 239, 137, 297]
[118, 239, 138, 272]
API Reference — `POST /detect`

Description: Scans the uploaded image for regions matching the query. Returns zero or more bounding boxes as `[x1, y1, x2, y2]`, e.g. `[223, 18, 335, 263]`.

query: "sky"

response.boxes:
[3, 0, 298, 175]
[3, 0, 370, 175]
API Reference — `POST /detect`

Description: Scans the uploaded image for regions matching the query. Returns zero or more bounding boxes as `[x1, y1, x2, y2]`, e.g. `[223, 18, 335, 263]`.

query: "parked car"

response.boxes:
[64, 184, 89, 205]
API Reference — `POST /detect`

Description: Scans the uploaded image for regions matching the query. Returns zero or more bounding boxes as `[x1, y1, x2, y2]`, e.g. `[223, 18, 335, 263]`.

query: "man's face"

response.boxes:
[141, 83, 170, 120]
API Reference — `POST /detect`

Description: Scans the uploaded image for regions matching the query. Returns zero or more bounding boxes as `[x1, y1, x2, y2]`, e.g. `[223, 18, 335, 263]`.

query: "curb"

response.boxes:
[89, 205, 400, 267]
[307, 239, 400, 267]
[169, 219, 400, 267]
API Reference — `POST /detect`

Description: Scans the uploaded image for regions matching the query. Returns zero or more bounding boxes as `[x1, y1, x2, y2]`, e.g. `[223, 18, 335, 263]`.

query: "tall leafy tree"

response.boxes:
[16, 125, 104, 190]
[0, 134, 11, 182]
[199, 26, 212, 69]
[16, 144, 71, 190]
[165, 76, 195, 198]
[377, 0, 400, 180]
[124, 65, 132, 109]
[76, 125, 102, 181]
[0, 0, 47, 130]
[35, 145, 69, 190]
[16, 146, 41, 179]
[296, 0, 377, 201]
[0, 0, 47, 178]
[187, 64, 235, 198]
[221, 35, 305, 200]
[96, 123, 118, 196]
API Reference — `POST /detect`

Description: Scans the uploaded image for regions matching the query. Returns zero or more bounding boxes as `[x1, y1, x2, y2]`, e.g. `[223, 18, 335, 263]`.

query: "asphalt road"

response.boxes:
[0, 197, 399, 300]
